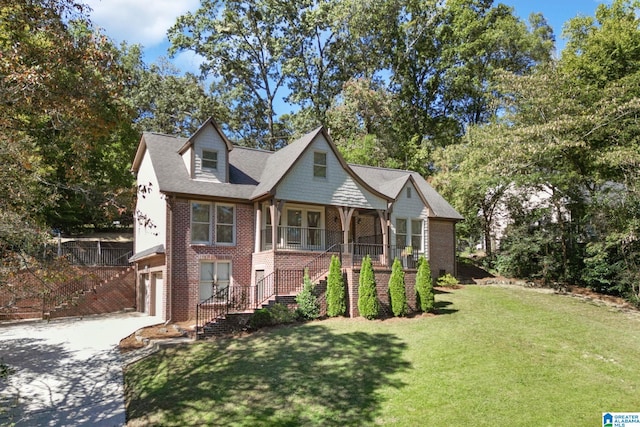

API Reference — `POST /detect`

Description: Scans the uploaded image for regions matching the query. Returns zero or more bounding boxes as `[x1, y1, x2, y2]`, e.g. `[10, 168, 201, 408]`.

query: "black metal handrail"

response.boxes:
[196, 286, 230, 334]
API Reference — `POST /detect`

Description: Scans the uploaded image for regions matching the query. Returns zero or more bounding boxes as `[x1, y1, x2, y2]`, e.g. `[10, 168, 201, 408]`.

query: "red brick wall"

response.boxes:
[169, 198, 255, 322]
[428, 219, 456, 278]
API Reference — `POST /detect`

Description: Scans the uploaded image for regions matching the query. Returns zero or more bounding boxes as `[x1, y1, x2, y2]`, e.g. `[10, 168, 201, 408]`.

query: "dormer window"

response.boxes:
[202, 150, 218, 171]
[313, 151, 327, 178]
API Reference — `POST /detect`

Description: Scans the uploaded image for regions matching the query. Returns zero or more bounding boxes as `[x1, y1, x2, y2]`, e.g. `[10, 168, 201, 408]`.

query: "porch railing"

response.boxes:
[261, 227, 342, 251]
[195, 243, 422, 334]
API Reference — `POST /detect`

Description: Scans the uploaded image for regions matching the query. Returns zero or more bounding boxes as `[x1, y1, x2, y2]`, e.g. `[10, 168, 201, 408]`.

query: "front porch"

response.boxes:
[196, 242, 423, 338]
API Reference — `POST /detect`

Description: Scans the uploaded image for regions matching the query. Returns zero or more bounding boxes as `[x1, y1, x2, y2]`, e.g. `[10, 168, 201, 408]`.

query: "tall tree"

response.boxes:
[168, 0, 294, 149]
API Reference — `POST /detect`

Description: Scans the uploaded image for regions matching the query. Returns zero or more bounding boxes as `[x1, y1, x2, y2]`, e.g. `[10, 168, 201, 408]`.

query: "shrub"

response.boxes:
[270, 303, 296, 324]
[415, 256, 434, 312]
[388, 258, 408, 316]
[437, 273, 459, 288]
[326, 255, 346, 317]
[357, 255, 379, 319]
[248, 308, 272, 329]
[296, 269, 320, 320]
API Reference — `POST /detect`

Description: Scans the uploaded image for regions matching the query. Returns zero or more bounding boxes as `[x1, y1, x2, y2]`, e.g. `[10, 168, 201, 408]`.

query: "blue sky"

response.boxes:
[85, 0, 609, 71]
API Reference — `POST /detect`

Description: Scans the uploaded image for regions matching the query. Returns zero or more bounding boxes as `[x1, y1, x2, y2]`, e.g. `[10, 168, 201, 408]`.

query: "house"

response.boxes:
[129, 117, 462, 329]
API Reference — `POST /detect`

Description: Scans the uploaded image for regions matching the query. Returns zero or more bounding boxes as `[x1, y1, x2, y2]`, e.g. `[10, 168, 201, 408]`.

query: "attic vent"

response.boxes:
[407, 187, 412, 198]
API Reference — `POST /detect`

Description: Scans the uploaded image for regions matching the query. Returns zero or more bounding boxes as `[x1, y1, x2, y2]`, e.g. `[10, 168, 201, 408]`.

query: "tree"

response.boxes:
[122, 50, 227, 137]
[168, 0, 293, 149]
[0, 0, 137, 234]
[388, 258, 408, 316]
[326, 255, 346, 317]
[415, 256, 435, 312]
[296, 269, 320, 320]
[357, 255, 379, 319]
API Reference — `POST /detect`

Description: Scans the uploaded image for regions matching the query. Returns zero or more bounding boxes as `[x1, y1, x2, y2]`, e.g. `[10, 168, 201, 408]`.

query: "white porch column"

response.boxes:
[269, 199, 285, 251]
[338, 207, 355, 247]
[254, 202, 262, 253]
[377, 209, 389, 266]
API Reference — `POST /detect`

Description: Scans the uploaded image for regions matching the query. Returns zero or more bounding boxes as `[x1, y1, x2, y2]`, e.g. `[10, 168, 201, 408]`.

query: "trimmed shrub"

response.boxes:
[388, 258, 408, 316]
[270, 303, 296, 324]
[357, 255, 379, 319]
[296, 269, 320, 320]
[415, 256, 435, 312]
[437, 273, 459, 288]
[248, 308, 272, 329]
[326, 255, 346, 317]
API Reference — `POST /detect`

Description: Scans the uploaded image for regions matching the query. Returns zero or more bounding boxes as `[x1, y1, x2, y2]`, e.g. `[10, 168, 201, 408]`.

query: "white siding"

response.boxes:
[181, 146, 192, 176]
[390, 181, 430, 255]
[276, 135, 387, 209]
[193, 125, 228, 183]
[134, 150, 166, 253]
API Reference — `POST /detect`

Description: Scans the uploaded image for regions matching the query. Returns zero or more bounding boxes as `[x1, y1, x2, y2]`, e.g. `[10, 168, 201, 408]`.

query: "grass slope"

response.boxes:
[125, 286, 640, 426]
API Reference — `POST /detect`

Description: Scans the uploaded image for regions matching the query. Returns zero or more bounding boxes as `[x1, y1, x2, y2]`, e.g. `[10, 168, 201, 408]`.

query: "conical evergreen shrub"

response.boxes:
[389, 258, 408, 316]
[415, 256, 435, 312]
[296, 269, 320, 320]
[326, 255, 346, 317]
[357, 255, 379, 319]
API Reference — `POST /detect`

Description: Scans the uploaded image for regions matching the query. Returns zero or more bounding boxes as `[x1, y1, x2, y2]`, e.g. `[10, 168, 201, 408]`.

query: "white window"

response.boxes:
[411, 219, 423, 252]
[396, 218, 407, 248]
[313, 151, 327, 178]
[199, 261, 231, 301]
[278, 206, 324, 249]
[191, 202, 211, 243]
[202, 150, 218, 170]
[190, 202, 235, 245]
[216, 204, 235, 244]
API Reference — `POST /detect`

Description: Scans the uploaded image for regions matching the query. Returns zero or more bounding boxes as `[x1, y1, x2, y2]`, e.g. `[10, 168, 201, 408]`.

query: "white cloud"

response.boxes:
[84, 0, 200, 49]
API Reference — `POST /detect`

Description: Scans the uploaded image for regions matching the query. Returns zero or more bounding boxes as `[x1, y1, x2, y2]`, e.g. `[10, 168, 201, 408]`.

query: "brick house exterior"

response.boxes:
[129, 118, 463, 322]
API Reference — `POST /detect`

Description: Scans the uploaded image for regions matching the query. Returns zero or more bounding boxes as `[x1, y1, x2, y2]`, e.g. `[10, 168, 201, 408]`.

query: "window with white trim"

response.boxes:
[313, 151, 327, 178]
[411, 219, 423, 252]
[199, 261, 231, 301]
[395, 218, 407, 248]
[190, 201, 236, 245]
[202, 150, 218, 170]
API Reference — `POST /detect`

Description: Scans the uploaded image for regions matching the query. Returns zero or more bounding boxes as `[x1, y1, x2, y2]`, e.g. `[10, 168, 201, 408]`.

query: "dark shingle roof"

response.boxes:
[137, 128, 462, 220]
[350, 164, 464, 220]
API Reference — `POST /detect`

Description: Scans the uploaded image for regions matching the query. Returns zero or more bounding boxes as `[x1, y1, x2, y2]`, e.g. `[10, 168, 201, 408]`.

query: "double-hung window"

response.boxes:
[202, 150, 218, 171]
[191, 202, 235, 245]
[411, 219, 423, 252]
[313, 151, 327, 178]
[396, 218, 407, 248]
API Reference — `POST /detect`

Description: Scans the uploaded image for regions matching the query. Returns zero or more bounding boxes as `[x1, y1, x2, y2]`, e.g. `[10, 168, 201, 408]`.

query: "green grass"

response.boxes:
[124, 285, 640, 426]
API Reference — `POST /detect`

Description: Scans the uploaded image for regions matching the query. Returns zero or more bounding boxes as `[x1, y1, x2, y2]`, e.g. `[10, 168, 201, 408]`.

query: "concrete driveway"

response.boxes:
[0, 312, 162, 427]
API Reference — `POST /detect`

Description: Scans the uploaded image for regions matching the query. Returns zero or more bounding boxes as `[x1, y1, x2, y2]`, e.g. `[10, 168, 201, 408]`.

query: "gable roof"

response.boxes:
[249, 127, 389, 202]
[178, 117, 234, 154]
[131, 121, 462, 220]
[350, 164, 464, 221]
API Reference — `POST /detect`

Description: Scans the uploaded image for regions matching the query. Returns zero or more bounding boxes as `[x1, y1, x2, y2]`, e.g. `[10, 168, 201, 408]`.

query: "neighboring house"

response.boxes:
[129, 117, 463, 325]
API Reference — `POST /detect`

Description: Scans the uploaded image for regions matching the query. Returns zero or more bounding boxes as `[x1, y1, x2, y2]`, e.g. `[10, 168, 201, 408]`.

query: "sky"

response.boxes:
[84, 0, 610, 73]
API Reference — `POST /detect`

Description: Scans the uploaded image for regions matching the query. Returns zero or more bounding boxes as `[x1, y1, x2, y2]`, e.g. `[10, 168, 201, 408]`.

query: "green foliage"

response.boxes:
[436, 273, 459, 288]
[326, 255, 346, 317]
[388, 258, 408, 317]
[248, 308, 273, 329]
[357, 255, 379, 319]
[415, 256, 435, 312]
[270, 303, 297, 324]
[296, 270, 320, 320]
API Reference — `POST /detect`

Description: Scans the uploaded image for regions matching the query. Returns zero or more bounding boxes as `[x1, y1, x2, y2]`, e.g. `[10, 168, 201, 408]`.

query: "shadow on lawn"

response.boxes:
[126, 323, 411, 426]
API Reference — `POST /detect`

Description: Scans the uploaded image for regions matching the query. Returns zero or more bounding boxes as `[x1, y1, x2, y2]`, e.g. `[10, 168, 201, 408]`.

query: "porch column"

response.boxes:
[377, 209, 389, 267]
[338, 207, 355, 247]
[269, 199, 285, 251]
[254, 202, 261, 253]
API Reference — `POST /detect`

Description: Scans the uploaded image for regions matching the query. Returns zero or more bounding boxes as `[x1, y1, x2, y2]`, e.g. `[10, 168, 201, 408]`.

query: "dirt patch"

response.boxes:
[119, 323, 188, 353]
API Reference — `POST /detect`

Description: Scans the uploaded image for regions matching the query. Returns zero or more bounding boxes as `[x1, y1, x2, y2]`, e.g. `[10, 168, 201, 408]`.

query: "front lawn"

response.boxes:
[124, 285, 640, 426]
